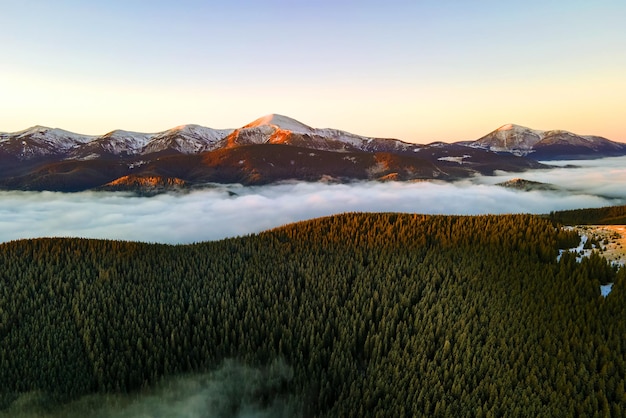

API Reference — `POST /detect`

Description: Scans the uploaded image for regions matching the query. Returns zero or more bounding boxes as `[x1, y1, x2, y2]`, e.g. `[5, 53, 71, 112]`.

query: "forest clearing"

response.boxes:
[573, 225, 626, 266]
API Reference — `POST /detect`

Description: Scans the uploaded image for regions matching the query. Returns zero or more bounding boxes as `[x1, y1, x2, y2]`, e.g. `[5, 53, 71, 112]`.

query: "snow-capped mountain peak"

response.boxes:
[13, 126, 94, 143]
[495, 123, 545, 137]
[0, 125, 96, 159]
[497, 123, 516, 131]
[496, 123, 534, 132]
[471, 124, 545, 154]
[243, 114, 315, 134]
[143, 125, 234, 155]
[158, 124, 233, 140]
[13, 125, 52, 136]
[98, 130, 152, 153]
[468, 123, 626, 158]
[2, 117, 624, 164]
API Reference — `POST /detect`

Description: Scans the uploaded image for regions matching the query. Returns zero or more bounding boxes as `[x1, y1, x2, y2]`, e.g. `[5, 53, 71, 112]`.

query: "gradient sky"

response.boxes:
[1, 0, 625, 143]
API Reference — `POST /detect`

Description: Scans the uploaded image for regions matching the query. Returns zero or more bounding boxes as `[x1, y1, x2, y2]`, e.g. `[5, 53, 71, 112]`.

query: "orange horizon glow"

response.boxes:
[1, 2, 624, 144]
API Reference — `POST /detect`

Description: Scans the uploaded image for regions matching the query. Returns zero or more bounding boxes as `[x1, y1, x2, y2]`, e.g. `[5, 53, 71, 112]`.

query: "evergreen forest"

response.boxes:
[550, 204, 626, 225]
[1, 213, 625, 417]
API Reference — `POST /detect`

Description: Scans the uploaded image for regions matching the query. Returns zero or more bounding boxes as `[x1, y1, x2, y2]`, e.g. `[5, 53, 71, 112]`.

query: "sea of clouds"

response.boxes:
[1, 156, 625, 244]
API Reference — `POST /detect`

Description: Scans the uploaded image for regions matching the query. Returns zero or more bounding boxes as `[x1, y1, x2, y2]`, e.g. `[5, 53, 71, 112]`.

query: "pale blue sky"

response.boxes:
[1, 0, 625, 142]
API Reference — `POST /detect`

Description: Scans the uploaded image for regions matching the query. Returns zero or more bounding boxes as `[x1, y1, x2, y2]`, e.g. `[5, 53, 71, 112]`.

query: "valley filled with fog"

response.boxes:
[1, 156, 625, 244]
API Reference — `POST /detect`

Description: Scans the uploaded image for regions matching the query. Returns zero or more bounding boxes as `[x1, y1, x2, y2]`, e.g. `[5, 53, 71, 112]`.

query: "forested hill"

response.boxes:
[1, 213, 626, 417]
[550, 204, 626, 225]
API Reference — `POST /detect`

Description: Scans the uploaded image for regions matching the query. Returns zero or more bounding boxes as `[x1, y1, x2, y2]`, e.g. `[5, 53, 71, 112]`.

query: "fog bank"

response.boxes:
[1, 359, 299, 418]
[1, 157, 625, 244]
[476, 155, 626, 200]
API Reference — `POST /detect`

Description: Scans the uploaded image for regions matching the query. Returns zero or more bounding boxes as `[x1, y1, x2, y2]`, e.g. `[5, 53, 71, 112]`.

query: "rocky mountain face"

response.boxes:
[0, 115, 622, 192]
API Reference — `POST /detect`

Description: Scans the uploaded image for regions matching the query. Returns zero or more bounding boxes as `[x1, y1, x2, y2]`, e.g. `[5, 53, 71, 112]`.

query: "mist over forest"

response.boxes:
[0, 359, 300, 418]
[1, 156, 625, 244]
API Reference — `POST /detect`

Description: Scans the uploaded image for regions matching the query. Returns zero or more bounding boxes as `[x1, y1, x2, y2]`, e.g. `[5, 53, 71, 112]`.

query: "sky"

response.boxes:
[1, 0, 625, 143]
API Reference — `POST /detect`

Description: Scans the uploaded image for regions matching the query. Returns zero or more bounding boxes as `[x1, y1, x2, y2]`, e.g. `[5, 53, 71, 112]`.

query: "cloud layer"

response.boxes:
[1, 157, 625, 244]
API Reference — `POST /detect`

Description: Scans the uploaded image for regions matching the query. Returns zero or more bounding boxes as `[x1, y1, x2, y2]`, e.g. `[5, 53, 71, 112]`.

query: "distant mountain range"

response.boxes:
[0, 115, 623, 192]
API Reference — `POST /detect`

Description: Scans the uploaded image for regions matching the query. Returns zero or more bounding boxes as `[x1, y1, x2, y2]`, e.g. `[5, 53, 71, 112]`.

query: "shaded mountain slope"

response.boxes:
[0, 143, 545, 192]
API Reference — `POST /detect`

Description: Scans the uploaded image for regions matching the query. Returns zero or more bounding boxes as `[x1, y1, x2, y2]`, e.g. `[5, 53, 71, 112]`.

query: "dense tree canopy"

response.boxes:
[0, 213, 624, 416]
[550, 204, 626, 225]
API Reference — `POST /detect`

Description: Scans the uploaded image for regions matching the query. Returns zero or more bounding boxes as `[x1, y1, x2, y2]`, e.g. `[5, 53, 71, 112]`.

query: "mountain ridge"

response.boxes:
[469, 123, 626, 158]
[3, 115, 624, 159]
[1, 115, 624, 192]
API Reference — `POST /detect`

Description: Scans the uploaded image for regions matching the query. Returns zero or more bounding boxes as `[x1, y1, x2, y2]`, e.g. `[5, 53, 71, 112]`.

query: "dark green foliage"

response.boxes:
[0, 213, 625, 417]
[550, 204, 626, 225]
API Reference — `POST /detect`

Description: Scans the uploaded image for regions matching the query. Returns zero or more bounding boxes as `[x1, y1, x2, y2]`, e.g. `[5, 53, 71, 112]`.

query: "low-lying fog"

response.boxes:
[0, 359, 299, 418]
[1, 156, 625, 244]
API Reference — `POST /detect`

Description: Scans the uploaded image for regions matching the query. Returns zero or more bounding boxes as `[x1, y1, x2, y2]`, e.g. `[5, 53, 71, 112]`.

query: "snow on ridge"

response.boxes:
[438, 155, 471, 164]
[161, 124, 233, 140]
[243, 114, 315, 134]
[163, 125, 232, 147]
[314, 128, 371, 147]
[485, 124, 614, 152]
[143, 125, 234, 154]
[103, 129, 152, 142]
[12, 126, 94, 143]
[314, 127, 419, 151]
[11, 125, 56, 136]
[2, 116, 426, 156]
[496, 123, 544, 135]
[1, 126, 96, 155]
[95, 130, 153, 154]
[236, 115, 419, 152]
[104, 129, 152, 137]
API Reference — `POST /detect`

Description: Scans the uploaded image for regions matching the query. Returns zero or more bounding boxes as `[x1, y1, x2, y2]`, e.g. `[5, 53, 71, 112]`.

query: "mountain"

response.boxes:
[97, 174, 188, 195]
[496, 178, 560, 192]
[222, 114, 425, 154]
[65, 125, 234, 160]
[469, 123, 626, 159]
[1, 114, 419, 161]
[6, 114, 622, 192]
[0, 125, 95, 157]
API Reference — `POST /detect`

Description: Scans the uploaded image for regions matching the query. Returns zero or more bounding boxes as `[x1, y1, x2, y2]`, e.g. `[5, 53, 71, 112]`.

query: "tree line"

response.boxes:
[550, 204, 626, 225]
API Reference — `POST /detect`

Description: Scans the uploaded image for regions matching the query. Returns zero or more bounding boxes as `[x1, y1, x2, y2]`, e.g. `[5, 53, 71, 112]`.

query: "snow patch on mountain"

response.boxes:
[243, 114, 314, 134]
[97, 130, 152, 154]
[438, 155, 471, 164]
[231, 114, 422, 154]
[472, 124, 544, 153]
[0, 126, 98, 159]
[2, 117, 622, 163]
[145, 125, 233, 154]
[11, 126, 95, 149]
[469, 123, 626, 158]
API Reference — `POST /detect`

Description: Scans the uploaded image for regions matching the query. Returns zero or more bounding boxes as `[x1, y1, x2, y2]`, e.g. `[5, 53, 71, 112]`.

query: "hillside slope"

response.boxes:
[550, 204, 626, 225]
[1, 213, 624, 416]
